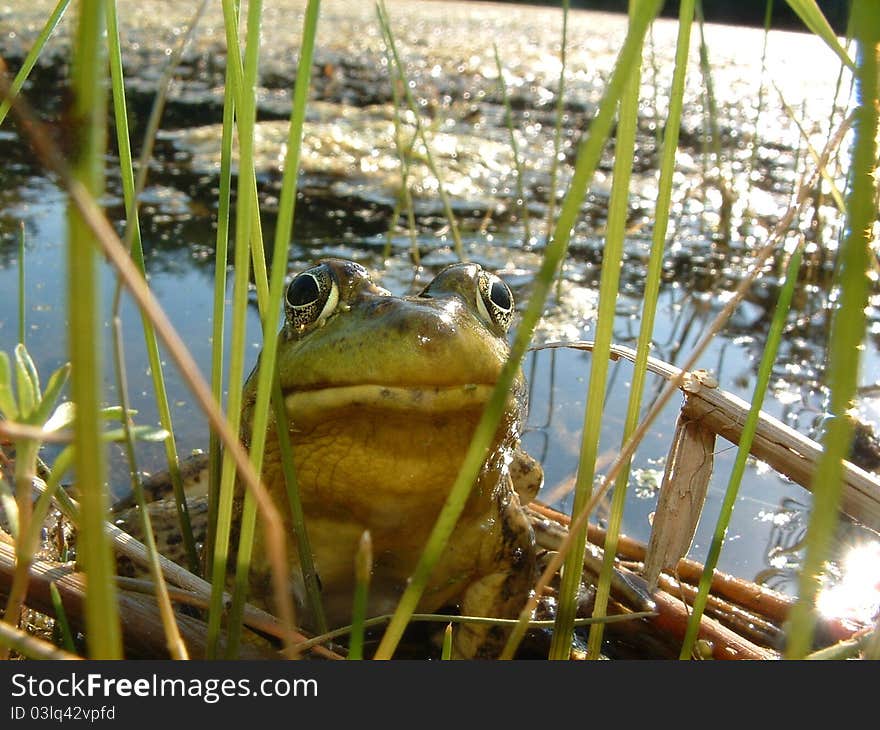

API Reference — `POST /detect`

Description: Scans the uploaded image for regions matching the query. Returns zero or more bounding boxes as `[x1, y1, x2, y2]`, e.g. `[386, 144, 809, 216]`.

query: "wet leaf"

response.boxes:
[0, 474, 19, 538]
[101, 426, 170, 443]
[32, 363, 71, 428]
[0, 352, 18, 420]
[14, 344, 38, 420]
[99, 406, 131, 421]
[43, 401, 76, 433]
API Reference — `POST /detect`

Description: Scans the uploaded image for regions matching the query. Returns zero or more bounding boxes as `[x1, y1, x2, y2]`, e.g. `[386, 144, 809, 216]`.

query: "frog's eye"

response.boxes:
[285, 264, 339, 329]
[476, 271, 514, 332]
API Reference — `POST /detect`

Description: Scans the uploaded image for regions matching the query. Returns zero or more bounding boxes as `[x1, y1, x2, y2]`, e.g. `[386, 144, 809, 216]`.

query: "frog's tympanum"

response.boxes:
[124, 259, 543, 658]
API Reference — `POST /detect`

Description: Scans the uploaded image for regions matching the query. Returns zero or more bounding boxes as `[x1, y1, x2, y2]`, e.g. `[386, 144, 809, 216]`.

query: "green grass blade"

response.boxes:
[0, 0, 70, 128]
[66, 0, 120, 659]
[376, 1, 463, 259]
[680, 243, 804, 659]
[228, 0, 325, 655]
[493, 43, 531, 245]
[440, 623, 453, 660]
[0, 352, 18, 420]
[373, 0, 665, 661]
[206, 10, 238, 566]
[784, 0, 854, 71]
[49, 583, 77, 653]
[551, 0, 645, 660]
[545, 0, 568, 244]
[348, 530, 372, 660]
[105, 0, 201, 573]
[30, 362, 69, 429]
[586, 0, 695, 660]
[109, 315, 188, 659]
[206, 0, 260, 659]
[13, 344, 38, 419]
[784, 1, 877, 658]
[17, 222, 25, 346]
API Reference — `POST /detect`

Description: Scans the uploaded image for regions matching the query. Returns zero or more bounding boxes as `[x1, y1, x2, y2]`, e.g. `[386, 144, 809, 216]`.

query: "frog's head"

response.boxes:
[271, 257, 522, 422]
[242, 258, 526, 509]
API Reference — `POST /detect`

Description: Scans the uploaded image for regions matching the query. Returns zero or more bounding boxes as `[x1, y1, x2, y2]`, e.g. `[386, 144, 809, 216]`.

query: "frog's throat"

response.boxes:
[283, 383, 497, 420]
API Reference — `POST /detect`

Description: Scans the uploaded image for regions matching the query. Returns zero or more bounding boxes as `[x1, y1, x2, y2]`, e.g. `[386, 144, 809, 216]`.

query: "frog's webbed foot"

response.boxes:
[510, 448, 543, 505]
[454, 492, 536, 659]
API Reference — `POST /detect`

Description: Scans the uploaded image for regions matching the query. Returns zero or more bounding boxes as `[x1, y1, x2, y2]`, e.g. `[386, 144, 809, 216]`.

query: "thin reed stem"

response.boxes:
[0, 0, 69, 127]
[551, 0, 645, 660]
[66, 0, 121, 659]
[785, 3, 877, 658]
[493, 43, 531, 245]
[586, 0, 695, 660]
[680, 242, 804, 659]
[374, 0, 665, 661]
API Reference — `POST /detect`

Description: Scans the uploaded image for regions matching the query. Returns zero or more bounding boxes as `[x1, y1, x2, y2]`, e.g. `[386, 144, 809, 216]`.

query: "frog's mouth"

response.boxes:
[284, 383, 497, 421]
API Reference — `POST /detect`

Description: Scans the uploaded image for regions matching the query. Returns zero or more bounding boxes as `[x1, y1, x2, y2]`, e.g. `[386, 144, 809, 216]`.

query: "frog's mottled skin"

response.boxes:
[120, 258, 542, 658]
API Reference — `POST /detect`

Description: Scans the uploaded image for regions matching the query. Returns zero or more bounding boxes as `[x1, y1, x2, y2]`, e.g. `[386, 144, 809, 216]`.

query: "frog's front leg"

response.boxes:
[454, 491, 536, 659]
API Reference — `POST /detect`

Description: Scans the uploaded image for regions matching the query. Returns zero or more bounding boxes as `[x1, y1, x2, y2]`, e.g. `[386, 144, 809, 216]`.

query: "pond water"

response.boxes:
[0, 0, 878, 634]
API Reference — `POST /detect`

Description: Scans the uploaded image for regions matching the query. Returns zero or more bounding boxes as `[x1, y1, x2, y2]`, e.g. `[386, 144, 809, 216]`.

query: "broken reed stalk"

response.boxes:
[539, 340, 880, 532]
[528, 504, 774, 659]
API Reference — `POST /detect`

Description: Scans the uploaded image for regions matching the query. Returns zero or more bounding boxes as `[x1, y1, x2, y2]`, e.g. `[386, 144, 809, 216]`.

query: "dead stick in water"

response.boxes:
[527, 505, 776, 659]
[529, 501, 794, 620]
[0, 537, 340, 659]
[528, 502, 862, 645]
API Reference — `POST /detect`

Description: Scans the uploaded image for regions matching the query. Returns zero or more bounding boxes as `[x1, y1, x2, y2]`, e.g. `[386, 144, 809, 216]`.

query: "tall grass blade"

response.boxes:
[109, 314, 188, 659]
[382, 36, 420, 263]
[105, 0, 200, 574]
[493, 43, 531, 245]
[545, 0, 568, 245]
[680, 242, 804, 659]
[586, 0, 695, 660]
[376, 1, 463, 259]
[206, 1, 239, 569]
[0, 0, 69, 128]
[66, 0, 121, 659]
[784, 0, 854, 70]
[228, 0, 325, 655]
[348, 530, 372, 660]
[373, 0, 665, 661]
[784, 1, 877, 658]
[49, 582, 77, 653]
[17, 222, 25, 346]
[207, 0, 263, 658]
[551, 0, 645, 660]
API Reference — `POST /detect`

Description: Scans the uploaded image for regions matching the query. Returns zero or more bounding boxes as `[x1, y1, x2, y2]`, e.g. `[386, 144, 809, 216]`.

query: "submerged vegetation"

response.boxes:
[0, 0, 878, 660]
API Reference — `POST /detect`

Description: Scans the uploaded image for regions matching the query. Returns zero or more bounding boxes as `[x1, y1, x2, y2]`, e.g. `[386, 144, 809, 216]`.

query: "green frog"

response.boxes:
[119, 258, 542, 658]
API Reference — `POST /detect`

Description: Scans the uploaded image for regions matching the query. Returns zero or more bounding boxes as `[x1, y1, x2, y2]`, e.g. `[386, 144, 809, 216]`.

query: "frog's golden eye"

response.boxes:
[476, 271, 514, 332]
[285, 264, 339, 329]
